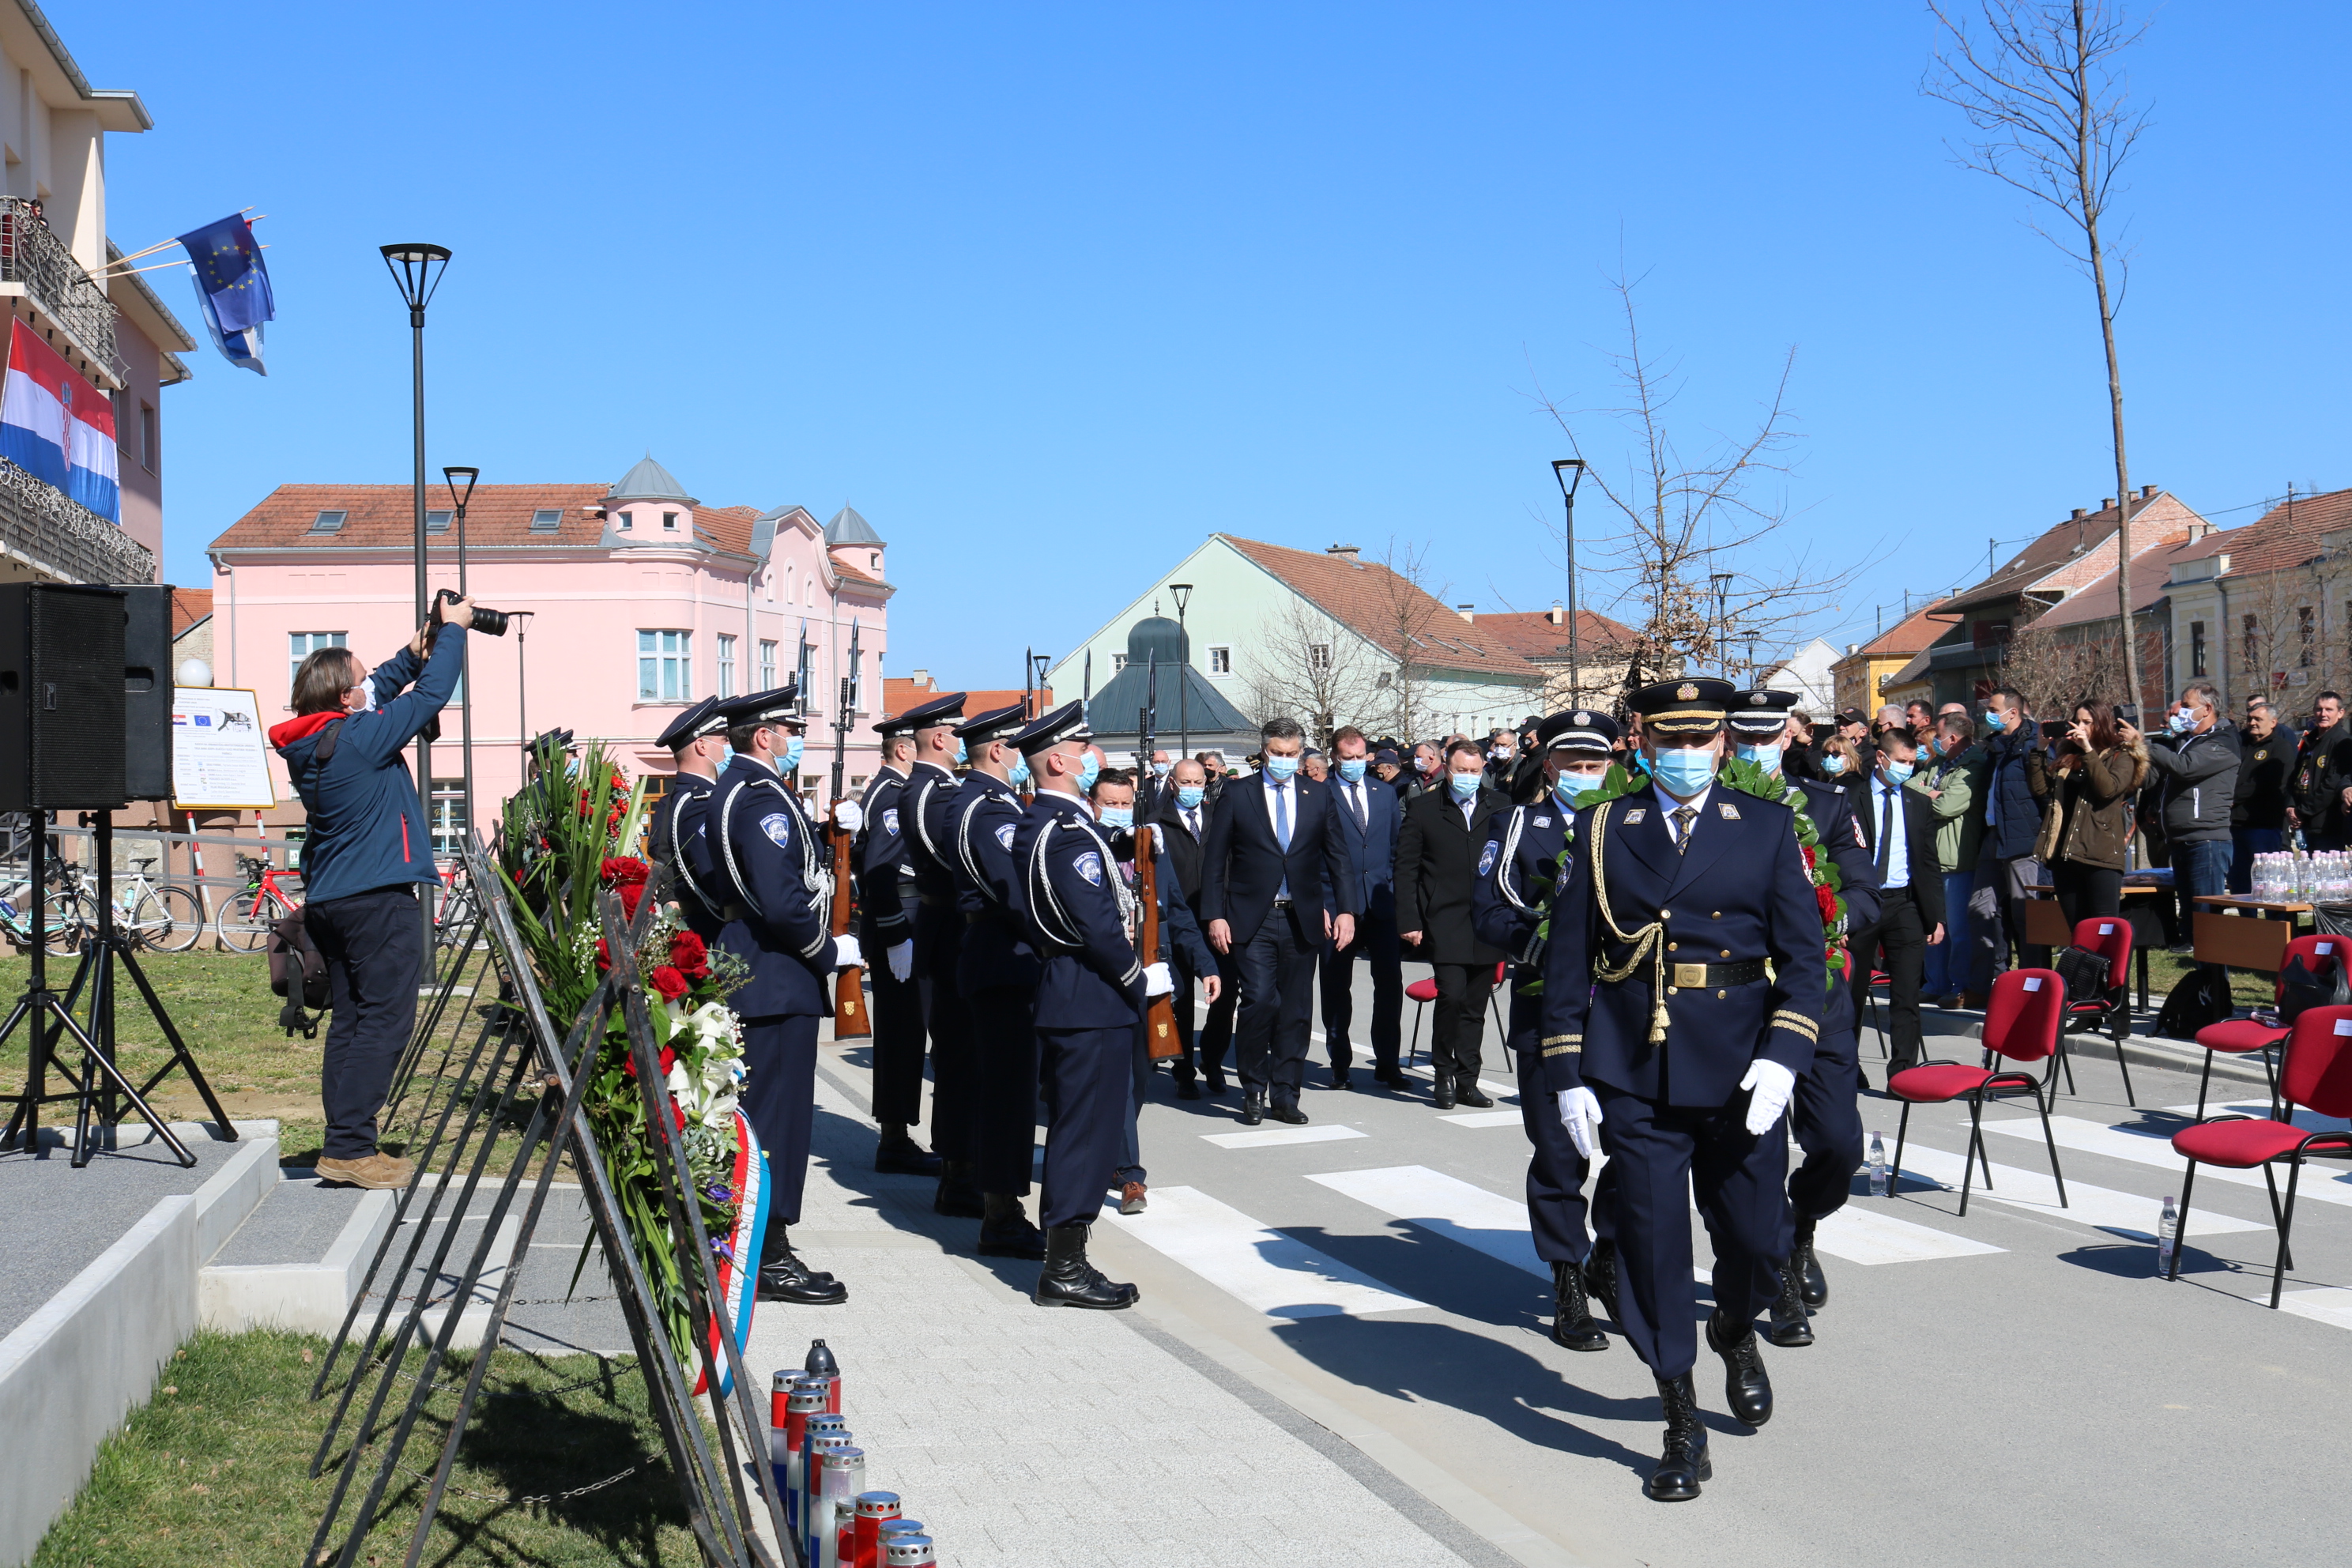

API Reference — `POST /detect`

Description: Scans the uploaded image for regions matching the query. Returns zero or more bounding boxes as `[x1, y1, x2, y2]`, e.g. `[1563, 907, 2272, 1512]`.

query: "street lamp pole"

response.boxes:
[1551, 460, 1586, 704]
[1169, 582, 1193, 757]
[1709, 572, 1734, 675]
[382, 243, 450, 955]
[443, 466, 480, 843]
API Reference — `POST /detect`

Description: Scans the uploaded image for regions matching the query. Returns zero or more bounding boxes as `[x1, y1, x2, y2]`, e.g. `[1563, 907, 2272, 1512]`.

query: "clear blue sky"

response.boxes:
[81, 0, 2351, 684]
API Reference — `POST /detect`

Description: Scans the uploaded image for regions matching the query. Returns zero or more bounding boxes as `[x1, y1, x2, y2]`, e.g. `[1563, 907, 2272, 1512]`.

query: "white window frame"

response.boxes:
[638, 629, 692, 703]
[290, 631, 346, 688]
[758, 639, 778, 691]
[717, 633, 738, 699]
[1208, 645, 1232, 676]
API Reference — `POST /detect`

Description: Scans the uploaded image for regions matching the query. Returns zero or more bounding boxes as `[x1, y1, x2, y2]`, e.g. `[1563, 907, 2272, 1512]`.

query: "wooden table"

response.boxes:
[2191, 894, 2314, 974]
[2023, 879, 2166, 1008]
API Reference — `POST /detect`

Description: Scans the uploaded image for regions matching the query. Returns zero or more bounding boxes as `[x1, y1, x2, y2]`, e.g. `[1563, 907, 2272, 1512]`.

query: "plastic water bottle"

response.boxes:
[1868, 1132, 1889, 1197]
[2156, 1196, 2178, 1276]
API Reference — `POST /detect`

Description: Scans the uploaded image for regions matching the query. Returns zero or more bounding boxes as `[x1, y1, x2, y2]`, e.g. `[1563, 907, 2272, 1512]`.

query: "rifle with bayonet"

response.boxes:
[827, 620, 869, 1038]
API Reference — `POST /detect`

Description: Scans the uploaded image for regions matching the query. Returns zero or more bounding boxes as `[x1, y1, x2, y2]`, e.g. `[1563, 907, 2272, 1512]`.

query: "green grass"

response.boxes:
[35, 1329, 703, 1567]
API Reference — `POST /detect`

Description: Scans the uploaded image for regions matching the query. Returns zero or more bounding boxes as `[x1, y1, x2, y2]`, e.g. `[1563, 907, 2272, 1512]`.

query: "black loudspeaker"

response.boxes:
[0, 583, 126, 812]
[120, 583, 173, 801]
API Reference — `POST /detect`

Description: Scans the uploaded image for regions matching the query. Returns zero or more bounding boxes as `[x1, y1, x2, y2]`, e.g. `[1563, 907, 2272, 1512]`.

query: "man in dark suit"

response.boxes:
[1396, 741, 1511, 1108]
[1848, 724, 1947, 1076]
[1318, 725, 1405, 1090]
[1155, 756, 1234, 1097]
[1200, 717, 1359, 1126]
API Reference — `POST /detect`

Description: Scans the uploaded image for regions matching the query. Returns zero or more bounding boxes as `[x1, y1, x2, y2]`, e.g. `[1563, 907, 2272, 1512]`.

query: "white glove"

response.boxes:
[887, 940, 914, 983]
[831, 933, 864, 971]
[1739, 1058, 1796, 1136]
[1143, 962, 1174, 997]
[1556, 1087, 1604, 1159]
[829, 800, 864, 834]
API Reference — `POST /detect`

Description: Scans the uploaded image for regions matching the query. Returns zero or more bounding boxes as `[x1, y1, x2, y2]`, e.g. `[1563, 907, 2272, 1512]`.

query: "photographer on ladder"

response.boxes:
[269, 594, 474, 1191]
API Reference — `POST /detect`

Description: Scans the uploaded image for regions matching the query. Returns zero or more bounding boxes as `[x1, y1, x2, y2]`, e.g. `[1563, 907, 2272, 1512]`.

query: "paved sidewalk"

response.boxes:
[741, 1050, 1505, 1568]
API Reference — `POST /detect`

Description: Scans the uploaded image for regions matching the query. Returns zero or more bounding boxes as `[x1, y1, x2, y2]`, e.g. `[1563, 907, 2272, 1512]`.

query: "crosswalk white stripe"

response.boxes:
[2278, 1287, 2352, 1328]
[1200, 1125, 1368, 1150]
[1891, 1140, 2263, 1238]
[1811, 1204, 2006, 1264]
[1306, 1165, 1546, 1277]
[2162, 1101, 2351, 1133]
[1400, 1061, 1518, 1101]
[1439, 1110, 1524, 1129]
[1100, 1185, 1427, 1317]
[1979, 1114, 2352, 1210]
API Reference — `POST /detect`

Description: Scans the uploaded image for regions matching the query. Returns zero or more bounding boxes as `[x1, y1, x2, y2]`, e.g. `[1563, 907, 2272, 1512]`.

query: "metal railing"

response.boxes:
[0, 457, 155, 584]
[0, 196, 123, 383]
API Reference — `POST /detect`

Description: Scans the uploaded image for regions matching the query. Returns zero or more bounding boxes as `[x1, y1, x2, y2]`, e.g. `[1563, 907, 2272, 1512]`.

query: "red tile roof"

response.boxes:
[2031, 534, 2207, 631]
[1931, 492, 2203, 616]
[2171, 488, 2351, 580]
[204, 484, 813, 557]
[169, 588, 211, 635]
[881, 676, 1051, 721]
[1468, 608, 1637, 663]
[1219, 536, 1540, 681]
[1845, 606, 1946, 661]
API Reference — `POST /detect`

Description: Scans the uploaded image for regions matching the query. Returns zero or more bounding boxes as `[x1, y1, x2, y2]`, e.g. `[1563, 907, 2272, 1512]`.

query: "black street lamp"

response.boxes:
[1168, 582, 1193, 756]
[1710, 571, 1734, 675]
[381, 242, 450, 952]
[1551, 460, 1586, 702]
[443, 465, 479, 842]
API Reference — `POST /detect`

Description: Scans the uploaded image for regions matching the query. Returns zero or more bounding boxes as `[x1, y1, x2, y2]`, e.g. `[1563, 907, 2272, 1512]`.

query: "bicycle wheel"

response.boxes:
[132, 884, 204, 953]
[435, 889, 481, 948]
[42, 891, 85, 955]
[213, 894, 276, 952]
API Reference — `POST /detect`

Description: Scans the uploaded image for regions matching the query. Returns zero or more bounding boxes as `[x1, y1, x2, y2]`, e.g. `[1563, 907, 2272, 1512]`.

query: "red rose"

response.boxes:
[1814, 883, 1838, 925]
[594, 938, 612, 972]
[648, 964, 688, 1001]
[673, 1099, 688, 1131]
[601, 857, 650, 886]
[660, 1046, 677, 1075]
[1802, 844, 1818, 873]
[669, 930, 709, 978]
[619, 882, 646, 919]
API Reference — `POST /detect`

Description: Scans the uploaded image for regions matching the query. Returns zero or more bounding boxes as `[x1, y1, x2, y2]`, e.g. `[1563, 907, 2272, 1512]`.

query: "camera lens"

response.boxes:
[469, 605, 509, 636]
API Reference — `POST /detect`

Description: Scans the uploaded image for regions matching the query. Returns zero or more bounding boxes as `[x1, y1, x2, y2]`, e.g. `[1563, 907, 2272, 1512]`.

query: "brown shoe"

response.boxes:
[1119, 1181, 1148, 1216]
[315, 1152, 416, 1190]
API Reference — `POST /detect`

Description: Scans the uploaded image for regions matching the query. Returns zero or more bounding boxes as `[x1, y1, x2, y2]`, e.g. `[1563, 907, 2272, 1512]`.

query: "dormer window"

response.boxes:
[619, 511, 632, 530]
[662, 511, 678, 531]
[530, 508, 561, 532]
[869, 552, 880, 573]
[310, 510, 346, 533]
[426, 510, 452, 534]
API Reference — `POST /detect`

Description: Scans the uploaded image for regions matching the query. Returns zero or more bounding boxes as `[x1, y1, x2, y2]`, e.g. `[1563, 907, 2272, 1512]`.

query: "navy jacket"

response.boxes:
[854, 767, 916, 943]
[1396, 784, 1513, 963]
[695, 752, 839, 1019]
[1325, 770, 1401, 923]
[1198, 771, 1359, 943]
[1110, 827, 1217, 981]
[1853, 773, 1947, 931]
[1977, 728, 2043, 861]
[950, 771, 1041, 997]
[650, 771, 723, 940]
[1537, 781, 1826, 1107]
[271, 627, 466, 905]
[1795, 774, 1877, 1043]
[1472, 799, 1574, 970]
[1013, 790, 1145, 1031]
[902, 760, 964, 974]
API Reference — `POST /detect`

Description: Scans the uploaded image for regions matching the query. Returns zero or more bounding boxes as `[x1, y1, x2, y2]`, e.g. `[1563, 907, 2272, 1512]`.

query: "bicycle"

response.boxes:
[214, 854, 304, 952]
[0, 874, 90, 955]
[433, 859, 482, 949]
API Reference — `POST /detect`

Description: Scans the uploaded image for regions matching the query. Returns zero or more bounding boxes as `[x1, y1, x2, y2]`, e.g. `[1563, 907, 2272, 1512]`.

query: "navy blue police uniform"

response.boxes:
[1727, 688, 1882, 1345]
[1111, 822, 1217, 1191]
[1471, 709, 1623, 1352]
[896, 692, 983, 1216]
[855, 710, 937, 1174]
[649, 698, 729, 945]
[695, 685, 850, 1305]
[1538, 677, 1826, 1501]
[948, 703, 1050, 1257]
[1009, 702, 1151, 1309]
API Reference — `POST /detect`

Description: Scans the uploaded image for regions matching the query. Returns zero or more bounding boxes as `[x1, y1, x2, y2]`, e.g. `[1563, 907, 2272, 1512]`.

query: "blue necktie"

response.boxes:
[1273, 780, 1291, 900]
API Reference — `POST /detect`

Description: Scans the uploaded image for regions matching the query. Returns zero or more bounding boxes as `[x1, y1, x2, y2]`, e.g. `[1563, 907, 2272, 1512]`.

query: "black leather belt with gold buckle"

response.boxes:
[1665, 959, 1767, 990]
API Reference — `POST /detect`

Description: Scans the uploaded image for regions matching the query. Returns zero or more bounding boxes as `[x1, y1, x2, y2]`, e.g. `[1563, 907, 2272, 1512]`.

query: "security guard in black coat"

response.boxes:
[1009, 702, 1174, 1309]
[1538, 677, 1826, 1502]
[856, 711, 938, 1175]
[1471, 709, 1622, 1354]
[688, 685, 862, 1305]
[897, 692, 984, 1217]
[650, 698, 729, 943]
[948, 702, 1049, 1259]
[1727, 688, 1881, 1348]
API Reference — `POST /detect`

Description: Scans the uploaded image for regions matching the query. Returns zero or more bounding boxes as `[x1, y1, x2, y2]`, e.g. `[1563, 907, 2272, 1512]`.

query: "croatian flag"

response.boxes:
[0, 322, 117, 521]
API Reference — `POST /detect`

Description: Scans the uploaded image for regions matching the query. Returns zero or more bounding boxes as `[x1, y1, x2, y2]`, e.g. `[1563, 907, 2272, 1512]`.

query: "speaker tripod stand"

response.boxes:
[1, 816, 232, 1168]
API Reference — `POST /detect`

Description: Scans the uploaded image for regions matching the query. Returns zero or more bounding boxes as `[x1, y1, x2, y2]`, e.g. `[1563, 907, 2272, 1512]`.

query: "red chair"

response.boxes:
[2058, 916, 2136, 1106]
[2167, 1004, 2352, 1307]
[1888, 967, 2070, 1218]
[1404, 962, 1507, 1069]
[2188, 934, 2349, 1122]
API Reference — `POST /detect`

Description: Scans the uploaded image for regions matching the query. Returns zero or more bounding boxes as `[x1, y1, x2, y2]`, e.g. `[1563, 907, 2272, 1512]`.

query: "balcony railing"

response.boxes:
[0, 196, 124, 387]
[0, 458, 153, 584]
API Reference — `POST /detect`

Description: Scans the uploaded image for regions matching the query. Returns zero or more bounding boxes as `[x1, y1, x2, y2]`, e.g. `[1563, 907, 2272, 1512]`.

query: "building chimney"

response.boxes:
[1548, 601, 1564, 625]
[1455, 604, 1476, 624]
[2071, 508, 2086, 521]
[911, 669, 929, 687]
[1326, 543, 1361, 560]
[1846, 643, 1860, 656]
[2102, 498, 2116, 511]
[2139, 483, 2155, 500]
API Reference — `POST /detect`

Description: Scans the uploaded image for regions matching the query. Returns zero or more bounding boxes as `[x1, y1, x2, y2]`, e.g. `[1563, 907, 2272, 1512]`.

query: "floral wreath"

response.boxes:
[1713, 753, 1850, 993]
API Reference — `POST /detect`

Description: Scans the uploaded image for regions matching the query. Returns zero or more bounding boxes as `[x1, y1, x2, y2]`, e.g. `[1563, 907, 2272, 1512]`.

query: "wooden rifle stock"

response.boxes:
[1134, 824, 1181, 1058]
[827, 800, 870, 1038]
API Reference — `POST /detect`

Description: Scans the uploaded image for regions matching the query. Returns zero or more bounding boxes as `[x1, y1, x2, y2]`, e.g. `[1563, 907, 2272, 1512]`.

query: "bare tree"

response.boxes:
[1928, 0, 2155, 714]
[1363, 540, 1459, 741]
[1241, 596, 1380, 746]
[1539, 274, 1867, 702]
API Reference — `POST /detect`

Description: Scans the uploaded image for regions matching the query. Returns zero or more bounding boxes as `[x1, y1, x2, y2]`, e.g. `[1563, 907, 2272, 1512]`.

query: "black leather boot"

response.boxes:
[1550, 1260, 1609, 1351]
[933, 1159, 985, 1218]
[1706, 1307, 1773, 1427]
[875, 1124, 942, 1177]
[977, 1193, 1047, 1260]
[1646, 1373, 1711, 1502]
[756, 1223, 848, 1306]
[1795, 1221, 1828, 1308]
[1764, 1256, 1815, 1348]
[1033, 1223, 1138, 1310]
[1582, 1237, 1619, 1323]
[1432, 1076, 1457, 1110]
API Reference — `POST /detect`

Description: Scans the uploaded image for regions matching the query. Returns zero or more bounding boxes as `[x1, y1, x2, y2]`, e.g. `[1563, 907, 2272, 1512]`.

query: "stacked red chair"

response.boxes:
[1887, 967, 2070, 1218]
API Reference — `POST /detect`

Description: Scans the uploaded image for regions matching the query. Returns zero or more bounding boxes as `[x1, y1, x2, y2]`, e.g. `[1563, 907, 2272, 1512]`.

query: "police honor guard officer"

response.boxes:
[1470, 709, 1623, 1354]
[1728, 688, 1881, 1346]
[687, 685, 863, 1306]
[1009, 702, 1173, 1309]
[650, 698, 729, 944]
[948, 702, 1050, 1259]
[1539, 678, 1825, 1501]
[856, 709, 940, 1176]
[897, 692, 986, 1217]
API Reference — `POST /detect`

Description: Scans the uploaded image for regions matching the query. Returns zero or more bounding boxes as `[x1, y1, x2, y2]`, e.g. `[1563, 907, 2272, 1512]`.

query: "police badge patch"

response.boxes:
[760, 812, 792, 848]
[1075, 851, 1104, 886]
[881, 808, 899, 836]
[1534, 816, 1552, 827]
[996, 824, 1016, 852]
[1478, 842, 1498, 876]
[1623, 808, 1648, 824]
[1717, 801, 1741, 820]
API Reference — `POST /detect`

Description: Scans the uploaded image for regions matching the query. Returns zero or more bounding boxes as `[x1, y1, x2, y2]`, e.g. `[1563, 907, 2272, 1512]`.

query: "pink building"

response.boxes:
[205, 456, 895, 847]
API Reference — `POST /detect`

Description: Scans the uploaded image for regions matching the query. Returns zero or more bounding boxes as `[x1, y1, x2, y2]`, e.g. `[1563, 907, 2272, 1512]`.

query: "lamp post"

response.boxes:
[1031, 652, 1054, 718]
[511, 611, 535, 785]
[381, 243, 450, 952]
[1551, 460, 1585, 703]
[1168, 582, 1193, 756]
[443, 466, 479, 842]
[1709, 571, 1734, 676]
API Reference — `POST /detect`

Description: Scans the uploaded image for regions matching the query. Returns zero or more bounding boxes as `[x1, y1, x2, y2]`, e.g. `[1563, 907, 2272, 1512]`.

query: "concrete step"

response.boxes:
[198, 1171, 395, 1336]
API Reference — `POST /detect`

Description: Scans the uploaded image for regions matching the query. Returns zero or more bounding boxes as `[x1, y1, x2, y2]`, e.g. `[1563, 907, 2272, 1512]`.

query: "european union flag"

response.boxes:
[175, 215, 274, 334]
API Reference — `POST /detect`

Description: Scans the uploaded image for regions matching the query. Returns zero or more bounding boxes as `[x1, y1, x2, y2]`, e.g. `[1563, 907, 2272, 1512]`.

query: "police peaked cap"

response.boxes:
[1540, 708, 1620, 754]
[1010, 699, 1091, 757]
[890, 692, 967, 735]
[714, 684, 805, 729]
[655, 696, 729, 751]
[955, 702, 1028, 744]
[1728, 688, 1799, 738]
[1629, 677, 1736, 735]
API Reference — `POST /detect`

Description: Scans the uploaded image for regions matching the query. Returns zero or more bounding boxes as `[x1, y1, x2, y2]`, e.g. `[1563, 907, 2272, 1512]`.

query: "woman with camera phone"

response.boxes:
[2026, 699, 2148, 927]
[267, 593, 475, 1190]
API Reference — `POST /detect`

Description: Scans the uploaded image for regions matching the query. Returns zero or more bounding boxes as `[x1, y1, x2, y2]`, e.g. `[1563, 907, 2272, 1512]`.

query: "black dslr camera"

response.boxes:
[435, 587, 510, 636]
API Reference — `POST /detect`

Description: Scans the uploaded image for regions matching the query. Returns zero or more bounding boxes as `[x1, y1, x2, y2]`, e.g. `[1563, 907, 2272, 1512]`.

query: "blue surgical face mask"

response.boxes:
[1008, 758, 1031, 789]
[1448, 771, 1480, 800]
[1152, 760, 1172, 778]
[1883, 759, 1915, 784]
[1265, 754, 1300, 782]
[954, 739, 968, 765]
[1337, 758, 1366, 782]
[1982, 709, 2007, 731]
[2169, 709, 2196, 734]
[1075, 756, 1100, 794]
[1822, 753, 1849, 775]
[782, 734, 804, 773]
[1736, 742, 1781, 770]
[1647, 747, 1717, 797]
[1553, 774, 1604, 808]
[1097, 805, 1134, 830]
[1175, 784, 1205, 809]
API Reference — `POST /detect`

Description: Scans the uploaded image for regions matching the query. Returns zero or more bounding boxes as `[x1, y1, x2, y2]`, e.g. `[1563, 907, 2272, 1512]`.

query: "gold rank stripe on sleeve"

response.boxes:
[1770, 1009, 1819, 1042]
[1541, 1035, 1581, 1057]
